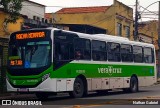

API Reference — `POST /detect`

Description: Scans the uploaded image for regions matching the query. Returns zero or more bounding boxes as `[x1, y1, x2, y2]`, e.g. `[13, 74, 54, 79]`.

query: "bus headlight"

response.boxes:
[42, 73, 50, 82]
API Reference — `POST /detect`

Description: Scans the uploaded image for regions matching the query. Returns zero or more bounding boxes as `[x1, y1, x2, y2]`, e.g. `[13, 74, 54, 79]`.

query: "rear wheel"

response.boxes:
[69, 78, 84, 98]
[130, 76, 138, 93]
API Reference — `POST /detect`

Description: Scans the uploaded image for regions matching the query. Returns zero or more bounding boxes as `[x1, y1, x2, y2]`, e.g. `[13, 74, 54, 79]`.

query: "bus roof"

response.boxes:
[14, 27, 154, 48]
[52, 28, 154, 48]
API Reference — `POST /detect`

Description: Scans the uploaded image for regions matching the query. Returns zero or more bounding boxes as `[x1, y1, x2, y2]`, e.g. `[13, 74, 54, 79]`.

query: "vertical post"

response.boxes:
[151, 32, 154, 44]
[134, 0, 138, 41]
[158, 1, 160, 78]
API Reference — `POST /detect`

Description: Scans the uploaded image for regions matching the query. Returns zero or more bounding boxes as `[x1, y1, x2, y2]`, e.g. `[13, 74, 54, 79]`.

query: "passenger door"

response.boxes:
[53, 31, 77, 70]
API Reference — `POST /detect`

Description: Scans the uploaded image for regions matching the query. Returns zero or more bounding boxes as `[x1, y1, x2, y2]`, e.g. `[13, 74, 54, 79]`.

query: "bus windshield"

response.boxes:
[9, 41, 51, 68]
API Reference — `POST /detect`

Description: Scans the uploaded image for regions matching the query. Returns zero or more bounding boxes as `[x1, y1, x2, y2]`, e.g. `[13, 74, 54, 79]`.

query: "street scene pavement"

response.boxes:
[0, 78, 160, 108]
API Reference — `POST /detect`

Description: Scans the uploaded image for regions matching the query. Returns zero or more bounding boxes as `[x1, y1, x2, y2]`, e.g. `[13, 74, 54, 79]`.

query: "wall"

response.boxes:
[52, 0, 134, 40]
[0, 11, 24, 38]
[20, 0, 45, 19]
[114, 0, 134, 40]
[138, 21, 158, 50]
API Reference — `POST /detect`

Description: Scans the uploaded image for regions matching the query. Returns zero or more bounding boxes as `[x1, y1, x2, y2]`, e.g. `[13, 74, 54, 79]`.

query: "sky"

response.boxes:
[29, 0, 160, 21]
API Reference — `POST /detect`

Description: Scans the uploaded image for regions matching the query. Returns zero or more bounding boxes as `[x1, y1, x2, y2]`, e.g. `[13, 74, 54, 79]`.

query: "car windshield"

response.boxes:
[9, 41, 51, 68]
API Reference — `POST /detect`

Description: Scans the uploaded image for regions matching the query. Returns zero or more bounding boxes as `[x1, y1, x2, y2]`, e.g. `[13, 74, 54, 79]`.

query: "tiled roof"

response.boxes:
[45, 13, 52, 19]
[56, 6, 110, 14]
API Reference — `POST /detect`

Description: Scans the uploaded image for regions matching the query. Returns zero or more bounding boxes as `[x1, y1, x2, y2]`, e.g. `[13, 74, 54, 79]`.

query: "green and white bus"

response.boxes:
[7, 28, 157, 99]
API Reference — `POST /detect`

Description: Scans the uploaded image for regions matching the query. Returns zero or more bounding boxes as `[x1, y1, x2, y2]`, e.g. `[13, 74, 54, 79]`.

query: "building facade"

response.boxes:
[0, 0, 51, 38]
[0, 10, 23, 38]
[21, 0, 53, 29]
[21, 0, 45, 20]
[47, 0, 134, 40]
[0, 0, 52, 93]
[138, 20, 158, 50]
[138, 20, 159, 77]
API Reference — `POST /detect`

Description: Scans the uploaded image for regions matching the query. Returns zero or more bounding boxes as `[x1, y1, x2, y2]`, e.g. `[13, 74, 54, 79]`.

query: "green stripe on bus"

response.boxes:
[7, 63, 154, 86]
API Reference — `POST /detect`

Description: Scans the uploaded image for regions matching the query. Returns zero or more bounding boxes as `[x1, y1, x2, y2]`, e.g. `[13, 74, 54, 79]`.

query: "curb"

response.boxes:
[0, 94, 35, 100]
[0, 93, 12, 97]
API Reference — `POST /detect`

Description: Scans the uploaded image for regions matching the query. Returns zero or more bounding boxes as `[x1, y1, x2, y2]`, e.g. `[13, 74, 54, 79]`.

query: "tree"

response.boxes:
[0, 0, 23, 24]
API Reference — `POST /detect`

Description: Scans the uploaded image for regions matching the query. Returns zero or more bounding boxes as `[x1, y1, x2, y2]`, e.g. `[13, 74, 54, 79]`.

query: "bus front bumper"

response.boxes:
[6, 78, 75, 92]
[6, 78, 57, 92]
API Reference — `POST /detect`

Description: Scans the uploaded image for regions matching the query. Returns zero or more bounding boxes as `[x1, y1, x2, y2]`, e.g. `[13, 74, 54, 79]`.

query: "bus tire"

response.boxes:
[69, 77, 84, 98]
[35, 92, 49, 100]
[130, 76, 138, 93]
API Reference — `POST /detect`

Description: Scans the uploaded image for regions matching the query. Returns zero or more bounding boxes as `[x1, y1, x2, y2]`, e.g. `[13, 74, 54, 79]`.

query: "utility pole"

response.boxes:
[158, 1, 160, 78]
[134, 0, 139, 41]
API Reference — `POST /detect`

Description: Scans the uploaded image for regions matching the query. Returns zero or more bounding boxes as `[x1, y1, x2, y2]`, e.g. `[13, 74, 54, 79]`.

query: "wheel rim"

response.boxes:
[131, 79, 137, 91]
[74, 81, 81, 94]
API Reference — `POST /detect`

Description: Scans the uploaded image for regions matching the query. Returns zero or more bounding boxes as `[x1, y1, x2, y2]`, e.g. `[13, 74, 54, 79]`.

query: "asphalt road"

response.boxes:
[1, 83, 160, 108]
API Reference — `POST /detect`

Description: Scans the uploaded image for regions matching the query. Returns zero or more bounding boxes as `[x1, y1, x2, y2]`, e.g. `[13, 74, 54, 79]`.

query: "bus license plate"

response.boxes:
[18, 88, 29, 92]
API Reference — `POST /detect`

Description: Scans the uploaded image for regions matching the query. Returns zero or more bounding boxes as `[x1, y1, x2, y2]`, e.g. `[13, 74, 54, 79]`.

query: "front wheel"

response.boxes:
[130, 76, 138, 93]
[69, 78, 84, 98]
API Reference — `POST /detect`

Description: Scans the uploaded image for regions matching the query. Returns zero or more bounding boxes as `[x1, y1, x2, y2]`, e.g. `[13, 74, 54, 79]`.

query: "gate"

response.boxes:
[0, 38, 9, 94]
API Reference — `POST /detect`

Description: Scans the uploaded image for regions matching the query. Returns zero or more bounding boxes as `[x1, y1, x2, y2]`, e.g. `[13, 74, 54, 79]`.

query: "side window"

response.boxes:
[133, 46, 143, 63]
[74, 38, 91, 60]
[55, 42, 70, 60]
[92, 40, 107, 61]
[143, 47, 153, 63]
[108, 42, 121, 62]
[121, 44, 133, 62]
[152, 48, 155, 63]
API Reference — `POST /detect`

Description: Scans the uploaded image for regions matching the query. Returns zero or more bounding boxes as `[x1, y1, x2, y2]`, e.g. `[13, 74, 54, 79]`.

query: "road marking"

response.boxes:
[69, 96, 160, 108]
[134, 96, 160, 99]
[146, 96, 160, 99]
[73, 105, 81, 108]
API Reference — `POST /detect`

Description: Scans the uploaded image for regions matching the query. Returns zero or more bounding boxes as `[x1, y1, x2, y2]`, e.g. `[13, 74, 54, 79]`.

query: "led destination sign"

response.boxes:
[10, 59, 23, 66]
[16, 32, 45, 40]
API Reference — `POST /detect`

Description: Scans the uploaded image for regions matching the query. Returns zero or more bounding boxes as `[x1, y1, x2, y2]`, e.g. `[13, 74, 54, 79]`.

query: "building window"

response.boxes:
[125, 26, 130, 38]
[117, 23, 122, 36]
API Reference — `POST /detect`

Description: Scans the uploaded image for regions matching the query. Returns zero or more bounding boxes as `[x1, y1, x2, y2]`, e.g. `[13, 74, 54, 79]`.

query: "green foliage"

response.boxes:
[0, 0, 23, 23]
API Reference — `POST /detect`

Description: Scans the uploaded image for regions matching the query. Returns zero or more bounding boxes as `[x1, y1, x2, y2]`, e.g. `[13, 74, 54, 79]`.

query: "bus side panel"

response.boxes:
[123, 77, 130, 88]
[145, 76, 156, 86]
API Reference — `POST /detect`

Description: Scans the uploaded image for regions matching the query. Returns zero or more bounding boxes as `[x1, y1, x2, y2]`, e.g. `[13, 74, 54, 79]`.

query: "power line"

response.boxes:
[140, 17, 158, 19]
[139, 5, 158, 15]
